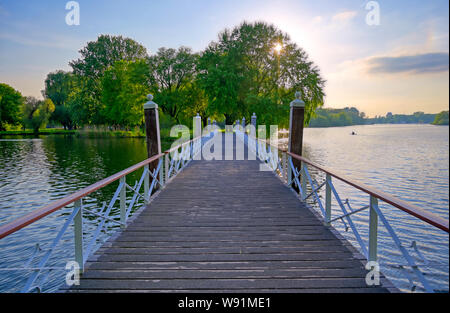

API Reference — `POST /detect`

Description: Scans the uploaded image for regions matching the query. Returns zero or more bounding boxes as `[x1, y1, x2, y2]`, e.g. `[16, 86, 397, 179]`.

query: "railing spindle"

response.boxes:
[120, 176, 126, 228]
[144, 165, 150, 202]
[325, 174, 332, 225]
[369, 195, 379, 262]
[73, 199, 84, 273]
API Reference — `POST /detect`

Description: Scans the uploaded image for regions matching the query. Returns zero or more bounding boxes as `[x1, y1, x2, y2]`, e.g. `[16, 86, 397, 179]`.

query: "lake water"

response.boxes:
[0, 124, 448, 292]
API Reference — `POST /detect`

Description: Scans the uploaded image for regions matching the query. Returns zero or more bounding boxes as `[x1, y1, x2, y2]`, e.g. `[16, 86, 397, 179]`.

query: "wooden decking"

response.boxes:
[66, 134, 391, 293]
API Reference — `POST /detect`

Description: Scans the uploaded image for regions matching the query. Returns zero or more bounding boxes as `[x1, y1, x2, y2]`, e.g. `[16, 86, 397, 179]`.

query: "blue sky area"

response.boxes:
[0, 0, 448, 116]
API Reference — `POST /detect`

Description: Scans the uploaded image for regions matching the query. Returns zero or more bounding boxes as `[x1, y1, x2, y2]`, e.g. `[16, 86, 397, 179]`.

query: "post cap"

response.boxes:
[252, 113, 256, 117]
[144, 94, 158, 109]
[195, 113, 201, 118]
[290, 91, 305, 108]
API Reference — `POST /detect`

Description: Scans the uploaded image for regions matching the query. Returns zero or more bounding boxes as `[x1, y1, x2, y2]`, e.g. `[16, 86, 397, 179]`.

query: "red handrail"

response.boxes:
[0, 153, 164, 240]
[287, 152, 449, 233]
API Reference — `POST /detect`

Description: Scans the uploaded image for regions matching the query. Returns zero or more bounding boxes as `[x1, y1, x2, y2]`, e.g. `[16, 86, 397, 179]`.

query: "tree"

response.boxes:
[101, 59, 150, 128]
[43, 70, 76, 129]
[69, 35, 148, 125]
[198, 21, 325, 126]
[0, 83, 23, 130]
[148, 47, 201, 123]
[22, 97, 55, 133]
[432, 111, 449, 125]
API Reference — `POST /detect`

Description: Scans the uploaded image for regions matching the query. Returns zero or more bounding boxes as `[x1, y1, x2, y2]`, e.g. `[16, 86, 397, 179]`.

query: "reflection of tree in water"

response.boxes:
[41, 135, 149, 221]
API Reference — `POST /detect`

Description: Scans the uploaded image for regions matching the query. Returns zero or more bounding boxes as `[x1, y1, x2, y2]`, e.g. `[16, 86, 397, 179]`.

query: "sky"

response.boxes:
[0, 0, 448, 117]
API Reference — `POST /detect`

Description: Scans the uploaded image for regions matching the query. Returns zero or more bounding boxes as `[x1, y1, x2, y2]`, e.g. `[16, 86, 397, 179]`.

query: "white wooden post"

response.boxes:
[325, 174, 332, 225]
[369, 195, 379, 262]
[74, 199, 84, 273]
[120, 176, 126, 228]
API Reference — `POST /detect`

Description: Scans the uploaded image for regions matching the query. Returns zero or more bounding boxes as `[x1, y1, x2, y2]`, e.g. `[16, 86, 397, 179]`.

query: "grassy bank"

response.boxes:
[0, 128, 144, 138]
[0, 129, 77, 136]
[0, 128, 189, 153]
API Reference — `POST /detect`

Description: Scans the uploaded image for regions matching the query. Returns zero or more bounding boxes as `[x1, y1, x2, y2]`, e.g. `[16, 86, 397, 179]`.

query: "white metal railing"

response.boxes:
[239, 128, 448, 293]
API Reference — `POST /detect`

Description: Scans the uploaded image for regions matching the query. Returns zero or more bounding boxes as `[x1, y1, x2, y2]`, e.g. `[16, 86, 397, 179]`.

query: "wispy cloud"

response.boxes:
[0, 31, 83, 51]
[331, 11, 357, 23]
[366, 52, 449, 74]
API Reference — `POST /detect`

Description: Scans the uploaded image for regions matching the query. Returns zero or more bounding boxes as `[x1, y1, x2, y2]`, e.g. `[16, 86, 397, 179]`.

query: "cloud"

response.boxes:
[331, 11, 357, 23]
[366, 52, 449, 74]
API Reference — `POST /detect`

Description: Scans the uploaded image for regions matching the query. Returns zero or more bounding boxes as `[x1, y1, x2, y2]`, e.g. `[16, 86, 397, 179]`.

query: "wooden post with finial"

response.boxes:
[144, 94, 161, 173]
[288, 91, 305, 193]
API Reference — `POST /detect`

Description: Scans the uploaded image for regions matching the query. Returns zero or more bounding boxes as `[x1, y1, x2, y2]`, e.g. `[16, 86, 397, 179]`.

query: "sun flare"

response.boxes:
[273, 43, 283, 54]
[274, 43, 283, 54]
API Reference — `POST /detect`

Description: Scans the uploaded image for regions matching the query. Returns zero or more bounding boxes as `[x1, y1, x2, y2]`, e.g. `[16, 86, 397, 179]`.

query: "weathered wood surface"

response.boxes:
[66, 134, 392, 293]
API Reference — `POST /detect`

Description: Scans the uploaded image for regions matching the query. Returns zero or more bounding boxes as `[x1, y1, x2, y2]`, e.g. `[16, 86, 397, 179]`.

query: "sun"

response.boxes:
[274, 43, 283, 54]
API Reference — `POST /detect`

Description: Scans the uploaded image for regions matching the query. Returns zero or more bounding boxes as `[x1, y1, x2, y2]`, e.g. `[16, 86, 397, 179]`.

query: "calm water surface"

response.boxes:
[300, 124, 448, 292]
[0, 124, 448, 292]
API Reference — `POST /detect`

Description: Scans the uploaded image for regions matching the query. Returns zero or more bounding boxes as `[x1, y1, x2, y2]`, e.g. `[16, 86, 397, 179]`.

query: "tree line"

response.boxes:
[308, 107, 448, 127]
[0, 21, 325, 132]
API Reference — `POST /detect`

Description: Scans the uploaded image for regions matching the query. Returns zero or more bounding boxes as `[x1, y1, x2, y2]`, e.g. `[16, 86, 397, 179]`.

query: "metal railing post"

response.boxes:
[144, 165, 150, 202]
[74, 199, 84, 273]
[165, 153, 169, 183]
[325, 174, 332, 225]
[369, 195, 379, 262]
[301, 164, 307, 199]
[287, 156, 292, 186]
[120, 176, 126, 228]
[282, 152, 287, 183]
[159, 158, 165, 187]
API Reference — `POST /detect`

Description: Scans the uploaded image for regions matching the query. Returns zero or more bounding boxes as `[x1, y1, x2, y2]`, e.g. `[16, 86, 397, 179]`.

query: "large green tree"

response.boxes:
[432, 111, 449, 125]
[0, 83, 23, 131]
[43, 70, 76, 129]
[22, 97, 55, 133]
[69, 35, 148, 125]
[198, 21, 325, 126]
[148, 47, 206, 123]
[101, 59, 150, 128]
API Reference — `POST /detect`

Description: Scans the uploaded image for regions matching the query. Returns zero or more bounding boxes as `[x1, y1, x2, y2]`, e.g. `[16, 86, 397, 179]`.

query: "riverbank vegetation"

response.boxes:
[308, 107, 444, 128]
[432, 111, 449, 125]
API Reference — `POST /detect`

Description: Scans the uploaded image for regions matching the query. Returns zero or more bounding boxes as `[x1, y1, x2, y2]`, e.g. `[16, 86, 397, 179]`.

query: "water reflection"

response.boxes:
[0, 135, 148, 292]
[299, 125, 449, 292]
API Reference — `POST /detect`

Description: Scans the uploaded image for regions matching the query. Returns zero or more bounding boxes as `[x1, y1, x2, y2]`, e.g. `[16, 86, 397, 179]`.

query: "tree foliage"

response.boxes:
[0, 83, 23, 130]
[22, 97, 55, 133]
[101, 59, 150, 128]
[69, 35, 148, 125]
[198, 21, 325, 126]
[432, 111, 449, 125]
[43, 70, 76, 129]
[22, 24, 327, 131]
[148, 47, 206, 123]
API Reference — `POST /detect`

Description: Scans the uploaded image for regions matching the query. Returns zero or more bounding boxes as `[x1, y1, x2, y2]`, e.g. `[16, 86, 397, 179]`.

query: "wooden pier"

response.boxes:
[63, 135, 392, 293]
